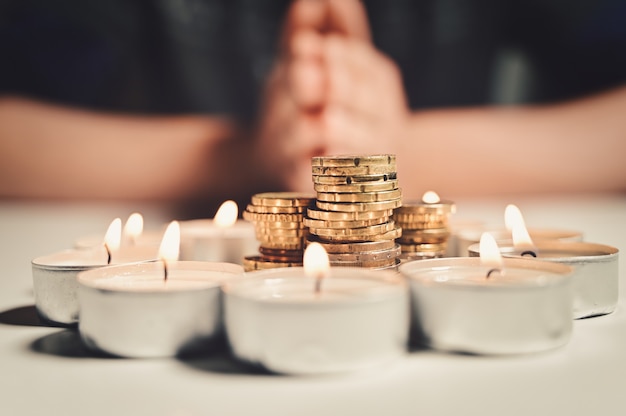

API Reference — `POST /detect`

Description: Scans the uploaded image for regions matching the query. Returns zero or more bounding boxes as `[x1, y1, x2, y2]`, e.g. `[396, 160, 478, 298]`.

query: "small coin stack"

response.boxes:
[392, 195, 456, 260]
[304, 154, 403, 269]
[242, 192, 315, 272]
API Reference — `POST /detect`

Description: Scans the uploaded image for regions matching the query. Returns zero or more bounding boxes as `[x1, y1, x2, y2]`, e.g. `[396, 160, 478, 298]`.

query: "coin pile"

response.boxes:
[242, 192, 315, 272]
[392, 198, 455, 260]
[304, 155, 403, 269]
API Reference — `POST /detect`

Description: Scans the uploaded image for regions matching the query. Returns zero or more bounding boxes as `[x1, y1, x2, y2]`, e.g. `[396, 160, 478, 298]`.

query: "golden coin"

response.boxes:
[313, 180, 399, 194]
[307, 237, 397, 253]
[252, 220, 307, 230]
[256, 234, 306, 244]
[315, 198, 402, 212]
[243, 210, 305, 223]
[312, 173, 397, 185]
[307, 207, 392, 221]
[316, 189, 402, 203]
[397, 228, 450, 244]
[329, 257, 399, 269]
[394, 200, 455, 216]
[259, 241, 305, 251]
[392, 212, 449, 229]
[251, 192, 316, 207]
[303, 216, 388, 229]
[243, 256, 302, 271]
[398, 242, 448, 253]
[312, 164, 396, 177]
[258, 247, 304, 260]
[246, 204, 308, 214]
[309, 220, 396, 237]
[311, 154, 396, 167]
[313, 226, 402, 242]
[254, 227, 309, 238]
[326, 244, 401, 262]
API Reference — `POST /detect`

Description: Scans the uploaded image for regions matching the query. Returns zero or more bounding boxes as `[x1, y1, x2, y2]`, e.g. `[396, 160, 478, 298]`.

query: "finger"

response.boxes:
[288, 58, 325, 109]
[280, 0, 329, 52]
[326, 0, 371, 41]
[321, 105, 391, 154]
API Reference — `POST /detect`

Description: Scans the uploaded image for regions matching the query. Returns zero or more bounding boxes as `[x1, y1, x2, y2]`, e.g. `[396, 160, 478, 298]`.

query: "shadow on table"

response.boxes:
[178, 338, 279, 377]
[30, 329, 117, 359]
[0, 304, 51, 327]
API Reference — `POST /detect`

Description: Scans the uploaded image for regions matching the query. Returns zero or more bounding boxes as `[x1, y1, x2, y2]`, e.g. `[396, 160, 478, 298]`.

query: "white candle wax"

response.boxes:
[179, 219, 257, 265]
[399, 257, 573, 355]
[78, 261, 243, 358]
[223, 268, 409, 375]
[31, 246, 158, 325]
[468, 241, 619, 319]
[455, 227, 582, 257]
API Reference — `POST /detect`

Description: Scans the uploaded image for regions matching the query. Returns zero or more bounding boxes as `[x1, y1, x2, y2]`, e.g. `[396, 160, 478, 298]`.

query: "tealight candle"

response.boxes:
[179, 201, 257, 265]
[468, 211, 619, 319]
[399, 233, 573, 355]
[454, 205, 582, 257]
[31, 218, 158, 325]
[223, 243, 409, 375]
[74, 213, 162, 249]
[78, 260, 243, 358]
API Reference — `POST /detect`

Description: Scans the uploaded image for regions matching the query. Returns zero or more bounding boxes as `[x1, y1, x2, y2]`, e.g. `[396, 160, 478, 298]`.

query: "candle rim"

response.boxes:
[77, 260, 243, 292]
[399, 257, 572, 289]
[468, 240, 618, 262]
[224, 268, 406, 305]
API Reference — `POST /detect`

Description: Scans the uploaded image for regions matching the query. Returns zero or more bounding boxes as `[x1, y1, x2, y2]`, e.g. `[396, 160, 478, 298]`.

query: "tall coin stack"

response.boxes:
[304, 155, 403, 269]
[392, 193, 455, 260]
[242, 192, 315, 272]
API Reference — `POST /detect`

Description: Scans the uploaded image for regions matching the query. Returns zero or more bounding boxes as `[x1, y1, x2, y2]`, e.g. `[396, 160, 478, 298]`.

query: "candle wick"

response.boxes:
[486, 268, 502, 279]
[163, 259, 169, 282]
[104, 243, 112, 265]
[314, 272, 323, 295]
[520, 250, 537, 258]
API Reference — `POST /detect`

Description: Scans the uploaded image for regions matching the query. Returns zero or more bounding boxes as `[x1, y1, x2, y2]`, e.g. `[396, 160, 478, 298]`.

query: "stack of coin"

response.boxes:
[305, 155, 402, 269]
[392, 195, 455, 260]
[242, 192, 315, 271]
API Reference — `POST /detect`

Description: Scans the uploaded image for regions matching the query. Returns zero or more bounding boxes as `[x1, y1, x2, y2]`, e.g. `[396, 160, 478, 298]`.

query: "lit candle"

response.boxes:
[454, 204, 582, 256]
[223, 243, 409, 374]
[179, 200, 257, 265]
[74, 213, 162, 249]
[399, 233, 573, 355]
[77, 221, 244, 358]
[468, 210, 619, 319]
[31, 218, 158, 326]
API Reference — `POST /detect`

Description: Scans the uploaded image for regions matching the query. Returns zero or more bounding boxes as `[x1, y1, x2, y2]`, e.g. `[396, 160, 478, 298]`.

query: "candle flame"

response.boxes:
[123, 212, 144, 240]
[103, 218, 122, 252]
[214, 200, 238, 228]
[504, 204, 535, 251]
[158, 221, 180, 262]
[304, 243, 330, 293]
[479, 232, 503, 270]
[422, 190, 440, 204]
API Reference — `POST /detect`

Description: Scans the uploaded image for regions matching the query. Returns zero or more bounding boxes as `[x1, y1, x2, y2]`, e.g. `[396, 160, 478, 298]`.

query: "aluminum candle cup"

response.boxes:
[31, 246, 158, 326]
[78, 261, 243, 358]
[399, 257, 573, 355]
[468, 241, 619, 319]
[223, 268, 409, 375]
[455, 227, 582, 257]
[179, 220, 257, 265]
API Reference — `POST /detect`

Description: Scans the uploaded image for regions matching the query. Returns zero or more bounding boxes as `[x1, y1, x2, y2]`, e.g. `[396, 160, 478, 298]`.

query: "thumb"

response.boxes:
[280, 0, 329, 52]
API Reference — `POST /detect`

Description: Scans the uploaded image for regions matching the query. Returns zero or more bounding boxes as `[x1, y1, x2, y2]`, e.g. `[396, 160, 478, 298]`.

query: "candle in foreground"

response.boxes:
[223, 243, 409, 374]
[399, 233, 573, 355]
[77, 221, 244, 358]
[31, 218, 158, 325]
[179, 200, 257, 265]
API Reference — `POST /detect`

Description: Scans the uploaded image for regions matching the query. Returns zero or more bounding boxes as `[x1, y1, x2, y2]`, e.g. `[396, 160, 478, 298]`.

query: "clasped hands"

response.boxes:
[253, 0, 410, 192]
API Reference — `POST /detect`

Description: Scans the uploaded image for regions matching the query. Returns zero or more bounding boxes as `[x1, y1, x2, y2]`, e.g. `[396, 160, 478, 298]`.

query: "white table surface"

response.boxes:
[1, 194, 624, 416]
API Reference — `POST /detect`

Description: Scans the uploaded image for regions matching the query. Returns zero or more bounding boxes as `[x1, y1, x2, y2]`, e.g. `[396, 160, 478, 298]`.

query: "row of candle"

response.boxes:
[29, 197, 619, 375]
